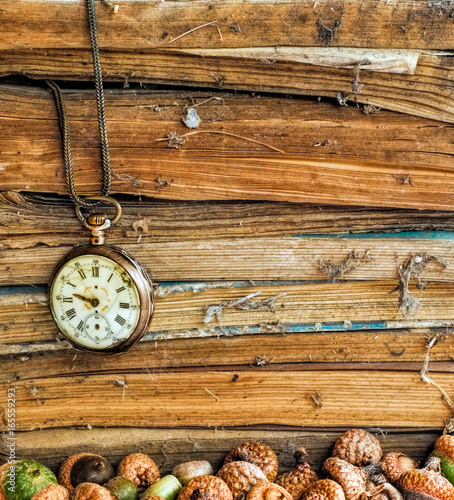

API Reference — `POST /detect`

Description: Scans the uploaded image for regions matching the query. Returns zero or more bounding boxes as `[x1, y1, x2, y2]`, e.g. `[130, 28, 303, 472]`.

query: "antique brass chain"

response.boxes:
[47, 0, 111, 208]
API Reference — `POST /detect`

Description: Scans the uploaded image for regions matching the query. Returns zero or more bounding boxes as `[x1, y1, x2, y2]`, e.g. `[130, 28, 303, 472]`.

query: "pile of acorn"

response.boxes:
[1, 429, 454, 500]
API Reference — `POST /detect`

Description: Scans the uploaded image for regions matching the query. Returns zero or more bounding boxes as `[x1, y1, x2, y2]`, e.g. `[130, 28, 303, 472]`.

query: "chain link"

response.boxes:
[48, 0, 111, 208]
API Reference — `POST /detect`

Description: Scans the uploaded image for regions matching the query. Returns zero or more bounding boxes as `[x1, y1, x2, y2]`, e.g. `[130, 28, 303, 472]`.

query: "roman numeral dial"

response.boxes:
[50, 253, 142, 351]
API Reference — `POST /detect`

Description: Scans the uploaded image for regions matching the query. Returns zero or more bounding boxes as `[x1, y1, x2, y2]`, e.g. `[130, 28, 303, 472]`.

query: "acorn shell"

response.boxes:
[217, 461, 268, 499]
[247, 480, 293, 500]
[382, 453, 419, 484]
[30, 484, 69, 500]
[117, 453, 160, 491]
[275, 456, 318, 500]
[302, 480, 346, 500]
[322, 457, 367, 500]
[397, 469, 454, 500]
[73, 482, 117, 500]
[177, 475, 233, 500]
[58, 453, 94, 497]
[332, 429, 382, 467]
[223, 442, 278, 481]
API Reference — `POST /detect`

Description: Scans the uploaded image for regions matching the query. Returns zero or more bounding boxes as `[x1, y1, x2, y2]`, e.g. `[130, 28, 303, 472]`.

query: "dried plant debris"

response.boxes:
[317, 18, 342, 45]
[393, 253, 448, 318]
[319, 250, 371, 281]
[203, 292, 287, 324]
[255, 354, 272, 366]
[164, 131, 187, 149]
[351, 59, 370, 94]
[337, 91, 349, 106]
[363, 104, 381, 115]
[155, 175, 174, 190]
[393, 174, 415, 186]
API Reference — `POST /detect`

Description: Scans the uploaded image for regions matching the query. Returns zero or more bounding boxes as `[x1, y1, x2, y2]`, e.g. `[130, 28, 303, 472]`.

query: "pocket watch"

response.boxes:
[49, 197, 154, 353]
[47, 0, 154, 353]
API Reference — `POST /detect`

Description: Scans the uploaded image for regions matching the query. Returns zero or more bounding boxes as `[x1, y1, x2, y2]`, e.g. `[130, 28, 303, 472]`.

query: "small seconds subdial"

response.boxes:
[50, 254, 141, 351]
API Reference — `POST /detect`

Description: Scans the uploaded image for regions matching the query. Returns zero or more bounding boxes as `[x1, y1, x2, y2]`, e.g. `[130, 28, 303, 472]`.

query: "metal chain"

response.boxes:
[48, 0, 111, 208]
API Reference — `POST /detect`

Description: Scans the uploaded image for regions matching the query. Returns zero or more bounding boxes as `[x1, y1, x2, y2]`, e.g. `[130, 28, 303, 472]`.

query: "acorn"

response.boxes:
[381, 454, 419, 484]
[117, 453, 160, 491]
[275, 448, 319, 500]
[142, 497, 166, 500]
[103, 476, 139, 500]
[223, 443, 278, 481]
[171, 462, 214, 486]
[73, 482, 117, 500]
[332, 430, 382, 467]
[58, 453, 95, 497]
[30, 484, 69, 500]
[247, 480, 293, 500]
[217, 461, 268, 499]
[302, 480, 346, 500]
[177, 475, 233, 500]
[430, 435, 454, 485]
[322, 457, 367, 500]
[71, 456, 115, 489]
[397, 457, 454, 500]
[141, 475, 182, 500]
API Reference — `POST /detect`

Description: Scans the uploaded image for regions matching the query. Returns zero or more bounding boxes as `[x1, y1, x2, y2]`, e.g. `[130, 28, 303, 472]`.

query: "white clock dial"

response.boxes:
[50, 253, 141, 350]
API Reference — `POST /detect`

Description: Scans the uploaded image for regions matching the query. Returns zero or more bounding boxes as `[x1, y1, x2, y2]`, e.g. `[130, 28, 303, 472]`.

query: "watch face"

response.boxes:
[50, 251, 148, 351]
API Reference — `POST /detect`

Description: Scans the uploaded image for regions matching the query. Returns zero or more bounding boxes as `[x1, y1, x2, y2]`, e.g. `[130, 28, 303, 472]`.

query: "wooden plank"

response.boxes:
[2, 86, 454, 210]
[0, 427, 440, 473]
[2, 370, 452, 431]
[3, 52, 453, 124]
[2, 281, 454, 350]
[2, 234, 454, 285]
[2, 0, 454, 51]
[4, 192, 454, 249]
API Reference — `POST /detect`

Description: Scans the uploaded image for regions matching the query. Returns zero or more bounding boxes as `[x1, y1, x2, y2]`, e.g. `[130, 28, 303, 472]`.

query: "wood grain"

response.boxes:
[2, 0, 454, 51]
[0, 427, 440, 473]
[2, 86, 454, 209]
[2, 370, 452, 431]
[4, 192, 454, 248]
[3, 52, 454, 124]
[2, 281, 454, 350]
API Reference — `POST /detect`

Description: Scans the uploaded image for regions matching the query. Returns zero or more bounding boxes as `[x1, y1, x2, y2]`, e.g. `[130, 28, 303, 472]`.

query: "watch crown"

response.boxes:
[87, 213, 108, 226]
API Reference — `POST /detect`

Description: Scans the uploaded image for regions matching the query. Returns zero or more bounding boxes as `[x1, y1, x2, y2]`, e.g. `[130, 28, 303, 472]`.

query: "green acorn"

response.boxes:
[1, 460, 57, 500]
[430, 435, 454, 486]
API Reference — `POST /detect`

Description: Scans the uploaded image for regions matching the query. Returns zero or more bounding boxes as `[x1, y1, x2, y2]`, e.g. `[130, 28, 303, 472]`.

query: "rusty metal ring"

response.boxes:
[75, 195, 122, 225]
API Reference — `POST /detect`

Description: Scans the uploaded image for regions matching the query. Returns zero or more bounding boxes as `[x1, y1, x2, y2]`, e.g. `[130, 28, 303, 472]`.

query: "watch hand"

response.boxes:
[73, 293, 100, 307]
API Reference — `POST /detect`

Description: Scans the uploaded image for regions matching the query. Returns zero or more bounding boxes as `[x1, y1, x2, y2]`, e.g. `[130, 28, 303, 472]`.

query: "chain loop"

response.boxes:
[47, 0, 111, 209]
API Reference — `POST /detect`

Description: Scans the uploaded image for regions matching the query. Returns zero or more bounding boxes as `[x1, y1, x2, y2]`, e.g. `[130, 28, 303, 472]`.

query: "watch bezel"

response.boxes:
[49, 244, 154, 354]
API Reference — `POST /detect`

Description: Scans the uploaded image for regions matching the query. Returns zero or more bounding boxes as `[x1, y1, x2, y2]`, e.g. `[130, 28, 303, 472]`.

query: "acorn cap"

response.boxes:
[275, 462, 318, 500]
[435, 436, 454, 464]
[247, 480, 294, 500]
[117, 453, 160, 491]
[397, 468, 454, 500]
[0, 462, 13, 500]
[322, 457, 367, 500]
[382, 453, 419, 484]
[30, 484, 69, 500]
[177, 475, 233, 500]
[302, 479, 346, 500]
[332, 429, 382, 467]
[58, 453, 94, 497]
[73, 482, 117, 500]
[217, 461, 268, 499]
[223, 442, 278, 481]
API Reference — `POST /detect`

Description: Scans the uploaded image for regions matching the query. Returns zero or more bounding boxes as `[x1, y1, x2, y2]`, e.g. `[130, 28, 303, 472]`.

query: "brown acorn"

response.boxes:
[302, 479, 346, 500]
[247, 480, 294, 500]
[332, 430, 382, 467]
[223, 442, 278, 481]
[58, 453, 94, 497]
[275, 448, 319, 500]
[397, 458, 454, 500]
[177, 475, 233, 500]
[322, 457, 367, 500]
[30, 484, 70, 500]
[381, 454, 419, 484]
[117, 453, 160, 491]
[434, 436, 454, 463]
[217, 461, 268, 499]
[73, 482, 117, 500]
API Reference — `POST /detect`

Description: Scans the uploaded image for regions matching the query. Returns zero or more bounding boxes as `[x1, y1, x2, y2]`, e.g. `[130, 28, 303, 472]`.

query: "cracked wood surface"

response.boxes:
[2, 0, 454, 51]
[0, 428, 441, 473]
[2, 52, 454, 124]
[2, 281, 454, 349]
[1, 370, 452, 431]
[1, 86, 454, 209]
